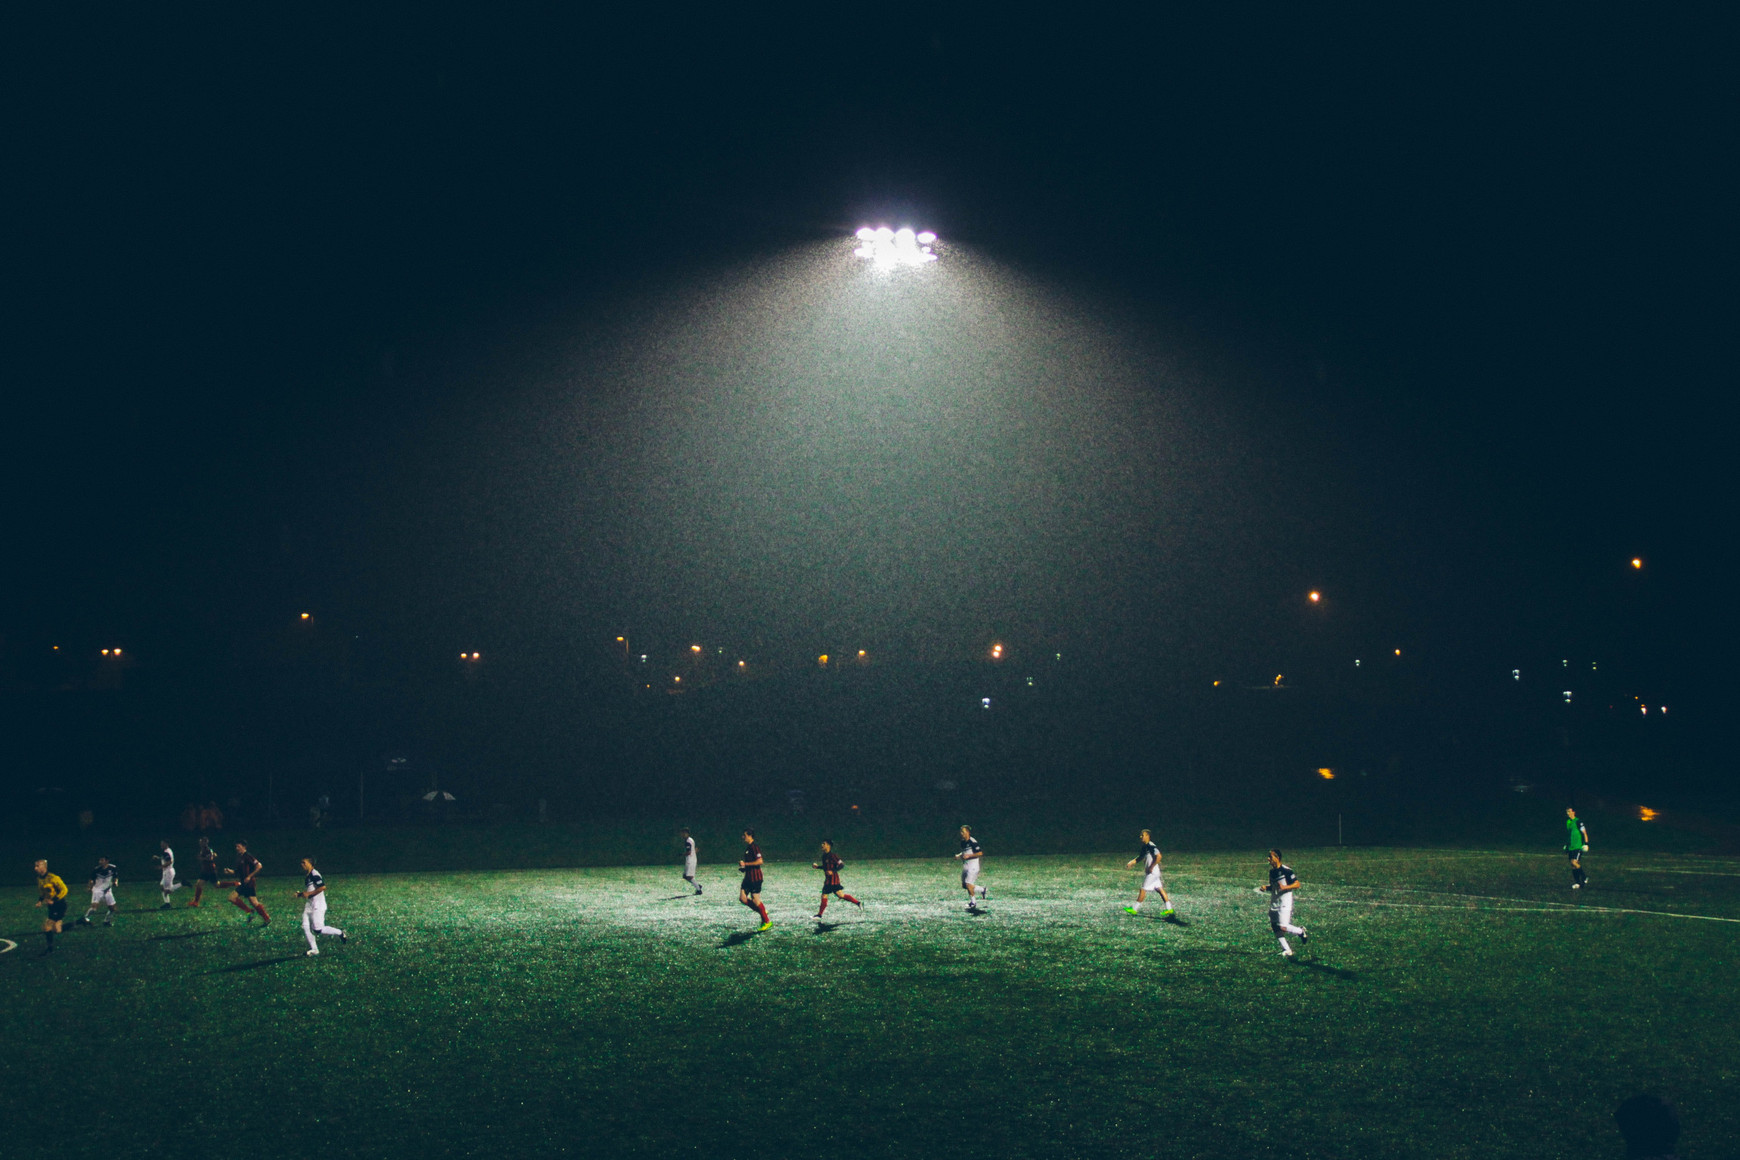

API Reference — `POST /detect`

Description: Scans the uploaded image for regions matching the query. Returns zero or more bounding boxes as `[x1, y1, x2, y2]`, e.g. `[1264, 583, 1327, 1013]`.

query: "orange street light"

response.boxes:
[300, 612, 311, 621]
[818, 654, 830, 666]
[990, 643, 1004, 660]
[1317, 768, 1335, 780]
[1631, 558, 1643, 569]
[1308, 591, 1321, 603]
[690, 644, 702, 654]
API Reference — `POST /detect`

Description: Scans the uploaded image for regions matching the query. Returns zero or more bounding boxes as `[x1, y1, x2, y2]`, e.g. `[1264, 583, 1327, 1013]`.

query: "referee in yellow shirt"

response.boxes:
[34, 859, 69, 954]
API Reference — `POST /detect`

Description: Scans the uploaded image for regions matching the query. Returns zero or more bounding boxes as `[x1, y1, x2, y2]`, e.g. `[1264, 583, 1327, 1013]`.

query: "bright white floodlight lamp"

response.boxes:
[853, 225, 940, 268]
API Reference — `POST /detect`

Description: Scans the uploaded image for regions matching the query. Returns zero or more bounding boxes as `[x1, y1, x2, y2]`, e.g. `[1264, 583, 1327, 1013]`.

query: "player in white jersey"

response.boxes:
[293, 857, 347, 956]
[81, 857, 120, 926]
[1122, 829, 1176, 918]
[679, 828, 701, 895]
[954, 825, 990, 912]
[1256, 849, 1308, 957]
[154, 839, 183, 908]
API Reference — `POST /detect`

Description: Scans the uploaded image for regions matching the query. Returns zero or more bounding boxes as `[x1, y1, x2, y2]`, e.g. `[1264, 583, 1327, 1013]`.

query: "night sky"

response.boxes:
[6, 10, 1732, 702]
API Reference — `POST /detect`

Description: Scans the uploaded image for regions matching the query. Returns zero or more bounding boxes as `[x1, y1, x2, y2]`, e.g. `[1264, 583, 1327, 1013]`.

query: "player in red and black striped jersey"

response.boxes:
[224, 841, 271, 926]
[811, 840, 862, 918]
[736, 829, 771, 930]
[190, 837, 220, 907]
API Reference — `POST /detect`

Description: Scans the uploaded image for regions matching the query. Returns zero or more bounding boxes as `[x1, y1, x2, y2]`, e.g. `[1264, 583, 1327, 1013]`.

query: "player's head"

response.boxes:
[1269, 849, 1283, 867]
[1139, 829, 1151, 841]
[300, 857, 315, 872]
[1614, 1094, 1678, 1158]
[959, 824, 972, 839]
[742, 828, 755, 842]
[679, 827, 689, 837]
[198, 836, 210, 849]
[234, 841, 248, 854]
[1566, 806, 1577, 818]
[160, 839, 170, 849]
[820, 838, 832, 852]
[96, 856, 109, 867]
[33, 858, 47, 875]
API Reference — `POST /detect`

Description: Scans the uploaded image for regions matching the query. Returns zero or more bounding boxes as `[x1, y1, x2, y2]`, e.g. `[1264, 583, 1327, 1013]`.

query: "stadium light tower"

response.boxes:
[854, 226, 939, 269]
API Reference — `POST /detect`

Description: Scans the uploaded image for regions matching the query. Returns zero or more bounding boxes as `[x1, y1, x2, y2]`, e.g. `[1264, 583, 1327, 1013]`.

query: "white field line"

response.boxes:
[1625, 868, 1740, 877]
[1318, 899, 1740, 924]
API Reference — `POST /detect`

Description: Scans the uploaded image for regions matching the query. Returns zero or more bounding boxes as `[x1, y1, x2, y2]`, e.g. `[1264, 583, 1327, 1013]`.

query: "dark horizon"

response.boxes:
[5, 9, 1731, 791]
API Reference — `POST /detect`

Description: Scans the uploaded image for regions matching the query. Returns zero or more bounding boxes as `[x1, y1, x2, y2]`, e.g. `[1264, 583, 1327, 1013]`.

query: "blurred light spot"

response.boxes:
[818, 654, 829, 666]
[1638, 806, 1660, 822]
[1317, 768, 1335, 780]
[1631, 557, 1643, 569]
[1563, 690, 1573, 703]
[981, 697, 991, 709]
[1308, 591, 1321, 603]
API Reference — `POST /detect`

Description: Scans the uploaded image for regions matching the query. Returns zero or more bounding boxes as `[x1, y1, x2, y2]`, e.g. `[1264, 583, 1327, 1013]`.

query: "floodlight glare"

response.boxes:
[853, 224, 940, 268]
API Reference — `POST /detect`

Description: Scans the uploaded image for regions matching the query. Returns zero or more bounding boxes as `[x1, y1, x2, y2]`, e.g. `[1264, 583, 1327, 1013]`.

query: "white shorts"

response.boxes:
[961, 860, 981, 887]
[683, 857, 698, 879]
[1142, 869, 1165, 893]
[160, 867, 176, 889]
[1270, 893, 1295, 927]
[91, 887, 115, 907]
[304, 896, 328, 924]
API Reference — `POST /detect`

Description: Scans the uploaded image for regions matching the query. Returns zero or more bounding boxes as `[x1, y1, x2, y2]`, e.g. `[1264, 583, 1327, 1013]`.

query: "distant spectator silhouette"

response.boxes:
[1615, 1094, 1680, 1159]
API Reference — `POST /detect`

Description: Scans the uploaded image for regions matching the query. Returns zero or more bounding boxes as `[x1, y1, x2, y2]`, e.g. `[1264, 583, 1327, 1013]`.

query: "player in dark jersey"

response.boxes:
[811, 839, 863, 918]
[34, 859, 69, 953]
[737, 829, 771, 931]
[224, 841, 271, 926]
[293, 857, 346, 956]
[954, 825, 989, 912]
[79, 856, 120, 926]
[1257, 849, 1307, 958]
[1122, 829, 1176, 918]
[190, 836, 220, 907]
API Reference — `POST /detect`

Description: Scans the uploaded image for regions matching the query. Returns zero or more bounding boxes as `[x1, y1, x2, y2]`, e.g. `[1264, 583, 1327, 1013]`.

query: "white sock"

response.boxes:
[1130, 901, 1141, 910]
[1277, 938, 1292, 954]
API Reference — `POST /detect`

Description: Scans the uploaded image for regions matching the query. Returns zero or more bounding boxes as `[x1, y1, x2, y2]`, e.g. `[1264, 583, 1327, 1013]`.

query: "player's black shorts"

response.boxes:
[740, 875, 763, 895]
[233, 880, 257, 898]
[47, 899, 68, 921]
[1566, 848, 1584, 861]
[821, 882, 843, 895]
[198, 868, 219, 884]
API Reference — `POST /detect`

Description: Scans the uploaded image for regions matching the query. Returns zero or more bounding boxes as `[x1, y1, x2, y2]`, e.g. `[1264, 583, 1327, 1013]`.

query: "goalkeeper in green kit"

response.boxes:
[1564, 807, 1590, 889]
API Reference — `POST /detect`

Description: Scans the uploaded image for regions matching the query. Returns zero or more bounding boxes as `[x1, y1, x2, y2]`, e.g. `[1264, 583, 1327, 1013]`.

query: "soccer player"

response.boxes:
[155, 840, 183, 908]
[224, 841, 271, 926]
[811, 839, 862, 918]
[1123, 829, 1176, 918]
[1565, 807, 1591, 889]
[680, 828, 701, 895]
[34, 859, 69, 954]
[954, 825, 989, 911]
[736, 829, 771, 930]
[293, 857, 347, 956]
[189, 836, 219, 907]
[80, 856, 120, 926]
[1258, 849, 1307, 957]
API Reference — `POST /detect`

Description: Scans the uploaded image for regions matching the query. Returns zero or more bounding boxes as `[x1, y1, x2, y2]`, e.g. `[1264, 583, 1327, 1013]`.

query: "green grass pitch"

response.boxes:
[4, 848, 1736, 1158]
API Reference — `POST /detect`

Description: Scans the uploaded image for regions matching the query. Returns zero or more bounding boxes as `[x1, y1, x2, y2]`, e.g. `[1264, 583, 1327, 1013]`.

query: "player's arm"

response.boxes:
[247, 861, 263, 883]
[1278, 878, 1300, 894]
[305, 882, 325, 898]
[1125, 857, 1138, 868]
[1580, 823, 1590, 848]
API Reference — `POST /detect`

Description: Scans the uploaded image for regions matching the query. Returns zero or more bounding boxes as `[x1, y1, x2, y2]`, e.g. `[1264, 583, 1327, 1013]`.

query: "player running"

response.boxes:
[954, 825, 990, 912]
[154, 840, 183, 908]
[1123, 829, 1176, 918]
[79, 856, 120, 926]
[811, 839, 863, 918]
[293, 858, 347, 956]
[34, 860, 69, 954]
[1257, 849, 1308, 958]
[189, 836, 219, 907]
[737, 829, 771, 931]
[224, 841, 271, 926]
[1565, 807, 1591, 890]
[680, 828, 701, 895]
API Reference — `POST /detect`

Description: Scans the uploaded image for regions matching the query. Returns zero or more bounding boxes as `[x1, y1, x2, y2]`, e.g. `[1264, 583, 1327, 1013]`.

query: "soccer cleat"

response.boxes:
[1281, 949, 1295, 958]
[1161, 908, 1176, 917]
[1298, 928, 1308, 945]
[1123, 906, 1139, 915]
[339, 931, 346, 943]
[813, 912, 825, 919]
[159, 903, 172, 910]
[757, 921, 772, 931]
[695, 887, 703, 895]
[981, 886, 991, 900]
[1571, 882, 1581, 890]
[852, 897, 863, 909]
[306, 949, 320, 957]
[77, 917, 92, 926]
[103, 918, 113, 927]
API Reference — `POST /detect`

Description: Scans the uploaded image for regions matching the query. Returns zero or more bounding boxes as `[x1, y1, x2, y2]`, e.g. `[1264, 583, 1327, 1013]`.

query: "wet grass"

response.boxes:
[4, 847, 1736, 1158]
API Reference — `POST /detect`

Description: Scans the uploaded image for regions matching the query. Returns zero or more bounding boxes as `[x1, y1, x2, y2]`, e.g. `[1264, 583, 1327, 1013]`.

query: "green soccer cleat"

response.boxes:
[1123, 906, 1139, 915]
[757, 921, 773, 932]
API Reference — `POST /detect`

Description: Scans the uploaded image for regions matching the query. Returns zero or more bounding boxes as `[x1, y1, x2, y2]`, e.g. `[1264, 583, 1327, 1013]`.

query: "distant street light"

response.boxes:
[1631, 557, 1643, 569]
[1308, 591, 1321, 603]
[300, 612, 311, 621]
[989, 643, 1004, 660]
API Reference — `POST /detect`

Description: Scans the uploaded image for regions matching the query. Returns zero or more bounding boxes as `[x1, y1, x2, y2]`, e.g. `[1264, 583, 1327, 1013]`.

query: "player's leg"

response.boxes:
[191, 880, 204, 906]
[229, 889, 253, 915]
[253, 896, 272, 924]
[104, 892, 117, 924]
[840, 891, 861, 907]
[302, 904, 320, 954]
[816, 892, 828, 917]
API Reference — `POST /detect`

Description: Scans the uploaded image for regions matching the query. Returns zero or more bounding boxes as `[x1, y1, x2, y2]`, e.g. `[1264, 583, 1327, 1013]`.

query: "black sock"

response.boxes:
[45, 931, 55, 947]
